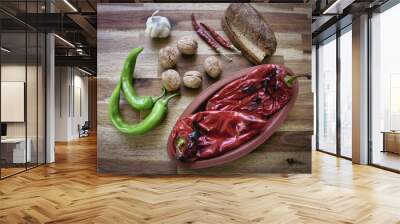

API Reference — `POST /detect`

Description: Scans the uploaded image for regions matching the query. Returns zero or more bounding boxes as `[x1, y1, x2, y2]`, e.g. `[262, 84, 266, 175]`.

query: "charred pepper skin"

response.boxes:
[171, 65, 310, 162]
[206, 64, 301, 119]
[109, 81, 179, 135]
[172, 111, 267, 161]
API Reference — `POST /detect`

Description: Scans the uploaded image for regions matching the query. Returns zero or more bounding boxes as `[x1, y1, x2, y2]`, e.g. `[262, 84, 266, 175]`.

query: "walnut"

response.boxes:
[161, 69, 181, 92]
[204, 56, 222, 78]
[177, 36, 198, 55]
[159, 46, 178, 69]
[183, 71, 202, 89]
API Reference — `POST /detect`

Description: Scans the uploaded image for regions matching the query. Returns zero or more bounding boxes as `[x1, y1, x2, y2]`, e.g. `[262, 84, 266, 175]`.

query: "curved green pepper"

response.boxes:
[109, 81, 179, 135]
[121, 47, 163, 111]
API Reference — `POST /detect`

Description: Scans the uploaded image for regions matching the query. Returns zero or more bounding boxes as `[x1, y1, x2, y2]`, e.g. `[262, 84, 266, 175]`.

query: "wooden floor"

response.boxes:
[1, 167, 26, 178]
[0, 135, 400, 224]
[373, 151, 400, 171]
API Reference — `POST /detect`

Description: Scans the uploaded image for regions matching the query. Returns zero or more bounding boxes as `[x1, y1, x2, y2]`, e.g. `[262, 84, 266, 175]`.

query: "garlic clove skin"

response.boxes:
[145, 11, 171, 39]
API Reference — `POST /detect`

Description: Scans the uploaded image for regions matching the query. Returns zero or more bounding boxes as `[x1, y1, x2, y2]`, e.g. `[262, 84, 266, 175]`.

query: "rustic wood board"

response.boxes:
[97, 3, 312, 174]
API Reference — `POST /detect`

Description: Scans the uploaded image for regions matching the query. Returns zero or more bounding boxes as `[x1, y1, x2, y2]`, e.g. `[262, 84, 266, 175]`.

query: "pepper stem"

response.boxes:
[151, 10, 159, 17]
[284, 74, 311, 87]
[176, 137, 186, 149]
[230, 45, 242, 55]
[216, 48, 233, 62]
[161, 92, 180, 104]
[153, 87, 166, 102]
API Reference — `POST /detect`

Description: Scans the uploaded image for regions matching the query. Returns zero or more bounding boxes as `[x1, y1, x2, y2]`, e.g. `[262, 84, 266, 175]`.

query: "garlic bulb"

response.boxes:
[145, 10, 171, 38]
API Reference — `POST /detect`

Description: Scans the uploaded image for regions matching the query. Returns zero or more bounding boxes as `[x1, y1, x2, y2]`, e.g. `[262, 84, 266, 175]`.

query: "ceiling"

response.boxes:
[1, 0, 98, 74]
[312, 0, 389, 43]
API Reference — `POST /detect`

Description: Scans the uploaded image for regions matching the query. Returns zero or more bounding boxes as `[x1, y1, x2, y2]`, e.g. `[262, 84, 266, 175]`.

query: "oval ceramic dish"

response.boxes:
[167, 64, 299, 169]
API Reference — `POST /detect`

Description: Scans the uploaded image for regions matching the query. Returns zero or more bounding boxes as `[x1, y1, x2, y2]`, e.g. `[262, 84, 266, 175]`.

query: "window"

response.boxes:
[339, 27, 352, 158]
[0, 1, 47, 179]
[317, 35, 337, 154]
[370, 3, 400, 171]
[316, 25, 353, 158]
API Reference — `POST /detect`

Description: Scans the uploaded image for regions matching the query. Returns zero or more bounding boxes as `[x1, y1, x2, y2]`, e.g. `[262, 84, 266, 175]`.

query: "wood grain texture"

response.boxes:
[1, 136, 400, 223]
[88, 77, 98, 133]
[97, 3, 312, 174]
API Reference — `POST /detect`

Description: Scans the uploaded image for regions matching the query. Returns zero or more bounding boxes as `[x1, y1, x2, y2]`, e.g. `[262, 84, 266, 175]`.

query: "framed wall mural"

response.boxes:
[97, 3, 313, 175]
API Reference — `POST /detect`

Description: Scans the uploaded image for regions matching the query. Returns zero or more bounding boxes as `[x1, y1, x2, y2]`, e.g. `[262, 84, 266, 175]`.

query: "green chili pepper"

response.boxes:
[109, 81, 179, 135]
[121, 47, 163, 111]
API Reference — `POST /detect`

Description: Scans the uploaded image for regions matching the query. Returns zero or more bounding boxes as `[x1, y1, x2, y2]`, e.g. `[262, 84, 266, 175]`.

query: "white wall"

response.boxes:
[72, 73, 89, 138]
[1, 63, 46, 164]
[1, 82, 25, 122]
[1, 65, 26, 140]
[1, 65, 39, 138]
[55, 66, 69, 141]
[1, 65, 26, 137]
[54, 67, 89, 141]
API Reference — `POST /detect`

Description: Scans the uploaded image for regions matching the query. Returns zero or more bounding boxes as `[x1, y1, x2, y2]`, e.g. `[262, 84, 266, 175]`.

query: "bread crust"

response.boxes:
[222, 3, 277, 65]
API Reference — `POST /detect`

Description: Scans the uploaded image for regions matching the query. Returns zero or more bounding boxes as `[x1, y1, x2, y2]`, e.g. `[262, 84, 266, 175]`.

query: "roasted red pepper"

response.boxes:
[172, 111, 267, 162]
[206, 64, 301, 119]
[171, 65, 309, 162]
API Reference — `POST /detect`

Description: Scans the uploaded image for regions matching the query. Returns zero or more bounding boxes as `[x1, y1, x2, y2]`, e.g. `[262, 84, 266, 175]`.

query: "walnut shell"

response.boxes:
[183, 71, 202, 89]
[161, 69, 181, 92]
[159, 46, 178, 69]
[177, 36, 198, 55]
[204, 56, 222, 78]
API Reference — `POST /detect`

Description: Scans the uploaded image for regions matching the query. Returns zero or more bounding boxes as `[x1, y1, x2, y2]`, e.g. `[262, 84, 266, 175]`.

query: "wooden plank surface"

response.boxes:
[97, 3, 312, 174]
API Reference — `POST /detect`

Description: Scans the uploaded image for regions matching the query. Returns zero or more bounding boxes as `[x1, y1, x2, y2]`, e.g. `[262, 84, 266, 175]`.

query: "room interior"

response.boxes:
[0, 0, 96, 179]
[313, 0, 400, 172]
[0, 25, 46, 178]
[0, 0, 400, 223]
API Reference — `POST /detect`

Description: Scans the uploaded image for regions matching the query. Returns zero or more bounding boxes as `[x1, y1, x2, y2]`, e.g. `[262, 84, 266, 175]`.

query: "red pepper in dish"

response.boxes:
[206, 64, 307, 119]
[200, 22, 241, 54]
[191, 14, 232, 62]
[172, 111, 267, 162]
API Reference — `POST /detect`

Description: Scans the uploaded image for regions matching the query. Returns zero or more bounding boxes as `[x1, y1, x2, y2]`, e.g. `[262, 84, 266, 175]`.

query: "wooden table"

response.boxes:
[1, 138, 31, 164]
[382, 131, 400, 154]
[97, 3, 312, 175]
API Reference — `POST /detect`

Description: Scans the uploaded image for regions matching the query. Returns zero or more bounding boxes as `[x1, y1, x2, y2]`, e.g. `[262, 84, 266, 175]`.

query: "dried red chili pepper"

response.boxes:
[206, 64, 308, 119]
[191, 14, 232, 62]
[200, 22, 241, 54]
[172, 111, 267, 162]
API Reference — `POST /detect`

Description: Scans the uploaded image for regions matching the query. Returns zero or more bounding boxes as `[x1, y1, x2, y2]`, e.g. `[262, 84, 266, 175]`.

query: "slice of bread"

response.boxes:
[222, 3, 277, 65]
